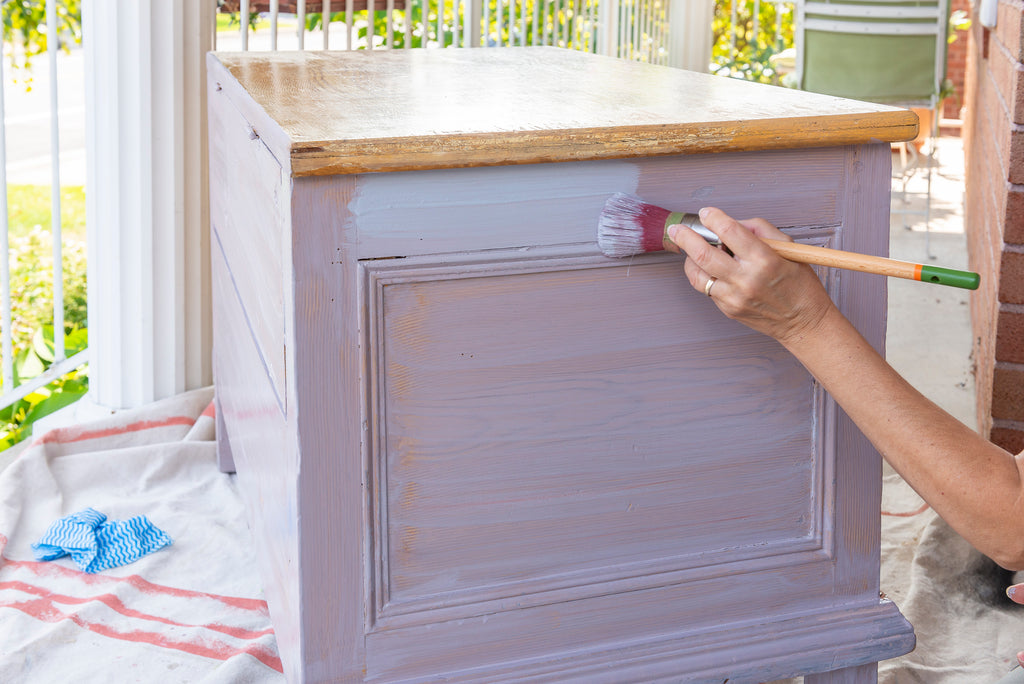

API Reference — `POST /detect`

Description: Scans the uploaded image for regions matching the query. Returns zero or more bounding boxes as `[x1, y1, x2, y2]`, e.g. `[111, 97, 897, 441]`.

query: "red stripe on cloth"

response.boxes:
[2, 554, 268, 612]
[201, 402, 216, 418]
[2, 580, 274, 640]
[881, 502, 931, 517]
[30, 416, 203, 448]
[1, 594, 283, 673]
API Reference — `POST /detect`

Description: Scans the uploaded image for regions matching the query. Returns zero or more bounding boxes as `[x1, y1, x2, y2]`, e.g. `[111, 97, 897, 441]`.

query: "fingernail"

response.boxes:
[1008, 585, 1018, 600]
[698, 207, 711, 220]
[667, 224, 680, 240]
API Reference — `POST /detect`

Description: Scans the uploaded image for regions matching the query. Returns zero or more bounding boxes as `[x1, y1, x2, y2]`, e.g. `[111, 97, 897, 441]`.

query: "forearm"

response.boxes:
[783, 304, 1024, 569]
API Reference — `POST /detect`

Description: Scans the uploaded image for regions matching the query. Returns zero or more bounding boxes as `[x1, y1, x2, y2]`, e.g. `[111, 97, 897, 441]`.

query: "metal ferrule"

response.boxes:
[664, 212, 723, 247]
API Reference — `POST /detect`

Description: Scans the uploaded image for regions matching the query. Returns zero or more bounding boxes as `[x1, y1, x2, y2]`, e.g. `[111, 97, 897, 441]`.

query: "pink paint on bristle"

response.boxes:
[597, 193, 672, 258]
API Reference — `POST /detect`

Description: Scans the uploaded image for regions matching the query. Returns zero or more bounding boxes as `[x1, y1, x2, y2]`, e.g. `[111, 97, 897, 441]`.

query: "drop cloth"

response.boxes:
[1, 387, 1021, 683]
[0, 387, 284, 683]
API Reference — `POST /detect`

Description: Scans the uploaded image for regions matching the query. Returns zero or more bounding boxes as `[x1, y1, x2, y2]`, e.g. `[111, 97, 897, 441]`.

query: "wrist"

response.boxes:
[775, 297, 843, 354]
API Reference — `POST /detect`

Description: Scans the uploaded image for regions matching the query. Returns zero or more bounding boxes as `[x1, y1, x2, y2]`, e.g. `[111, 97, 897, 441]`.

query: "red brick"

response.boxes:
[997, 0, 1024, 62]
[945, 0, 971, 119]
[993, 366, 1024, 419]
[1007, 186, 1024, 243]
[996, 308, 1024, 362]
[1012, 128, 1024, 184]
[1000, 251, 1024, 303]
[988, 31, 1024, 124]
[990, 426, 1024, 453]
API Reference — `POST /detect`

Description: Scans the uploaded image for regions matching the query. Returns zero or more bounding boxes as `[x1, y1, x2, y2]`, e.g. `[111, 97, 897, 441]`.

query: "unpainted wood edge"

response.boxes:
[207, 53, 293, 172]
[289, 117, 919, 177]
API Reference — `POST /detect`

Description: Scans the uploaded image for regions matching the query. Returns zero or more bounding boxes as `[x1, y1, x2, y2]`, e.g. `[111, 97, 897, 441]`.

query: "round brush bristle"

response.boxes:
[597, 193, 672, 257]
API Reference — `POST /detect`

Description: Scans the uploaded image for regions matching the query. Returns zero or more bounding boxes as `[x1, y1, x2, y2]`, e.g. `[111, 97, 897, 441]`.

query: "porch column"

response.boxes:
[667, 0, 713, 72]
[82, 0, 215, 409]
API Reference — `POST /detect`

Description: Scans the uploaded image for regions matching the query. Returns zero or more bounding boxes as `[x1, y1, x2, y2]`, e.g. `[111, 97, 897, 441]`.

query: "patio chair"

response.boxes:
[794, 0, 951, 251]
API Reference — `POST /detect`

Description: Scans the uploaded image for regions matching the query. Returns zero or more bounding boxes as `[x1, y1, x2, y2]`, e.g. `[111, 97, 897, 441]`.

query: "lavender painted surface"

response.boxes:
[207, 50, 914, 683]
[211, 232, 301, 676]
[207, 81, 288, 414]
[367, 255, 818, 617]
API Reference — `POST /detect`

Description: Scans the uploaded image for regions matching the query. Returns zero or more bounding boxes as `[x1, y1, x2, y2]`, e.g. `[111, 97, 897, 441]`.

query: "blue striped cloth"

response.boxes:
[32, 508, 173, 573]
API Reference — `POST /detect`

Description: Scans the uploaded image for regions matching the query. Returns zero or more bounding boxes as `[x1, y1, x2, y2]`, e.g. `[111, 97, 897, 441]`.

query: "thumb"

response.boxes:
[1007, 583, 1024, 605]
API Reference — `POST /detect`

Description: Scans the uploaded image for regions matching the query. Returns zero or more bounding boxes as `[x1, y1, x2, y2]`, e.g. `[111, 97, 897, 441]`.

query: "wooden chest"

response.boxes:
[207, 47, 917, 682]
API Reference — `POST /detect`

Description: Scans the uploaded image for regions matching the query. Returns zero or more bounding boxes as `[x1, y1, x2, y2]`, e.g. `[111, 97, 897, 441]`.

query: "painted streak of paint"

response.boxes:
[348, 160, 641, 258]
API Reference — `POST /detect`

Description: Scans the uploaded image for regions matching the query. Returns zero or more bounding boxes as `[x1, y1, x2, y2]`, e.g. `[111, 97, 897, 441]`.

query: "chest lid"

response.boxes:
[208, 47, 918, 177]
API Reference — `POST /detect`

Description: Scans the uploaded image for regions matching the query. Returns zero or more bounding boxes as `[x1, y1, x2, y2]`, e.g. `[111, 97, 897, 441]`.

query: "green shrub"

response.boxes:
[0, 227, 88, 449]
[711, 0, 795, 85]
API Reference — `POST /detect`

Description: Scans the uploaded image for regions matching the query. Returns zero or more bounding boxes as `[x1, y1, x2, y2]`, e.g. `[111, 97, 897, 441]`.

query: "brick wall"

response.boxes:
[963, 0, 1024, 451]
[945, 0, 971, 119]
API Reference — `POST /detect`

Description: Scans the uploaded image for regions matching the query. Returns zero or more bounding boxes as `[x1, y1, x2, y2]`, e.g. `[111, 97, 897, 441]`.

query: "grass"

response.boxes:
[6, 185, 86, 241]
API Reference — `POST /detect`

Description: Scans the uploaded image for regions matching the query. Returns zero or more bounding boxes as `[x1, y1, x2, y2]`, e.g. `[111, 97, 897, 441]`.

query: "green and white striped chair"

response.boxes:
[795, 0, 950, 240]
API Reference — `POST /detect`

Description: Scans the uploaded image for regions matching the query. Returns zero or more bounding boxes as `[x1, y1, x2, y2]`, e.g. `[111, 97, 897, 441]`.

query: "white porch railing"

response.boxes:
[0, 0, 89, 416]
[216, 0, 681, 65]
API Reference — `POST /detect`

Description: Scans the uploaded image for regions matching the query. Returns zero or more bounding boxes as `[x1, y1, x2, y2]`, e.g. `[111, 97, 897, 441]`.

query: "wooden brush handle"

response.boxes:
[763, 239, 980, 290]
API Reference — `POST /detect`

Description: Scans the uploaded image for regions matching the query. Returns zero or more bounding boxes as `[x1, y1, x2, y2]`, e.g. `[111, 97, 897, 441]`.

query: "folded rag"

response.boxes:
[32, 508, 173, 573]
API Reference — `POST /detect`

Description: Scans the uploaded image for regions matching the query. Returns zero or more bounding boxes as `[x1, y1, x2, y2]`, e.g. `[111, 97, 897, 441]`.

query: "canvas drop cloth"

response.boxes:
[0, 387, 284, 683]
[0, 387, 1022, 682]
[873, 465, 1024, 683]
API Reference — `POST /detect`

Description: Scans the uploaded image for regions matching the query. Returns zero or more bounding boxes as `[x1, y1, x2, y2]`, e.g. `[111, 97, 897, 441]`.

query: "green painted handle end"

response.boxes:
[919, 265, 981, 290]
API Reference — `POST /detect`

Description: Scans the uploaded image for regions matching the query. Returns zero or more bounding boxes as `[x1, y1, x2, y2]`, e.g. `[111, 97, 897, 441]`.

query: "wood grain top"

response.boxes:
[209, 47, 918, 176]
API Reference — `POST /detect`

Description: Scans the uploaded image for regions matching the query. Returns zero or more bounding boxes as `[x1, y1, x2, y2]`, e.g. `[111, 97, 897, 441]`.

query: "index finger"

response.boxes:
[698, 207, 780, 259]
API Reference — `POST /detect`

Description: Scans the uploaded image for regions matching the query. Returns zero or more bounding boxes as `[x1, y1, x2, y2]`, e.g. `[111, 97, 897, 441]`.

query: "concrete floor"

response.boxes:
[885, 135, 976, 431]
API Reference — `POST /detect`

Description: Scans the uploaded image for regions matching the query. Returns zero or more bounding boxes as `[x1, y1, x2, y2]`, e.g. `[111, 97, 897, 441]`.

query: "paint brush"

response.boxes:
[597, 193, 980, 290]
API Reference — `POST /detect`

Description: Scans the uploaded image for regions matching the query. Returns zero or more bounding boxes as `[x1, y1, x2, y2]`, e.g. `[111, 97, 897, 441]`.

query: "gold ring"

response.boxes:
[704, 277, 717, 297]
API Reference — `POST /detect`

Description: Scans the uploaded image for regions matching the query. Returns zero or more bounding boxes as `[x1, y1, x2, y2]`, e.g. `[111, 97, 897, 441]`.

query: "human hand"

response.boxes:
[666, 207, 837, 348]
[1007, 584, 1024, 667]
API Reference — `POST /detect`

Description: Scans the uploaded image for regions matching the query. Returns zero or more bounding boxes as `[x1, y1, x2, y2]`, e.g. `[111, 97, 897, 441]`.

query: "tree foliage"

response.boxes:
[2, 0, 83, 85]
[711, 0, 794, 85]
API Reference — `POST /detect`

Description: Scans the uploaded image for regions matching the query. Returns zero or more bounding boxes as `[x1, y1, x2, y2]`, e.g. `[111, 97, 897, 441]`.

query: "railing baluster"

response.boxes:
[644, 0, 652, 60]
[386, 0, 395, 47]
[532, 0, 540, 47]
[47, 0, 64, 363]
[270, 0, 279, 49]
[297, 0, 307, 49]
[339, 0, 348, 50]
[368, 0, 376, 48]
[241, 0, 250, 49]
[543, 0, 551, 45]
[555, 0, 560, 46]
[519, 0, 526, 46]
[586, 0, 595, 52]
[622, 0, 630, 58]
[454, 0, 462, 46]
[437, 0, 444, 46]
[406, 0, 413, 47]
[617, 0, 625, 57]
[323, 0, 332, 49]
[729, 0, 737, 56]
